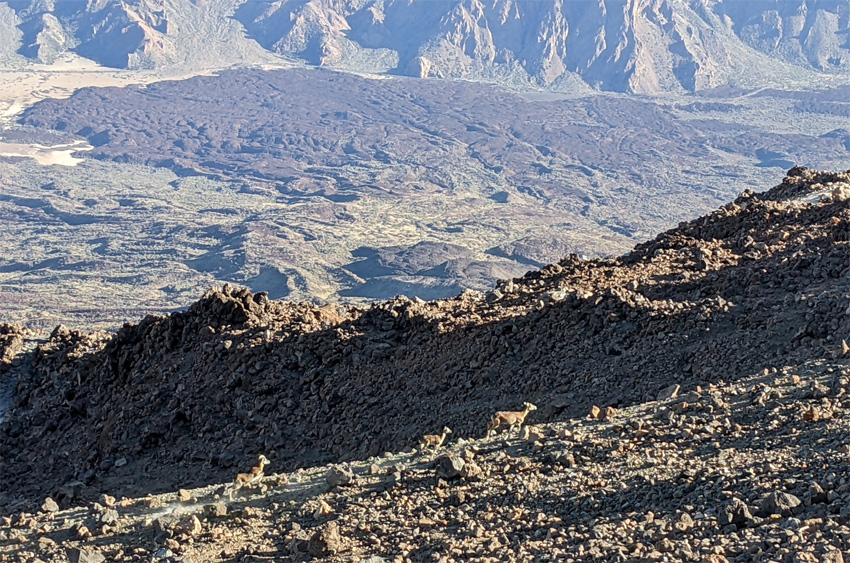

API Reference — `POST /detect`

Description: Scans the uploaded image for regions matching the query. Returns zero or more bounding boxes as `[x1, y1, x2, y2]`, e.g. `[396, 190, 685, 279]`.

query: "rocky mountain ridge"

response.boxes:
[2, 167, 850, 514]
[2, 0, 850, 92]
[236, 0, 850, 92]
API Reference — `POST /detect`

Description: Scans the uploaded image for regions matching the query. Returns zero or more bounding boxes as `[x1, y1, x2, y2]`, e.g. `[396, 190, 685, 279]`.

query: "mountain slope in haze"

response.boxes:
[2, 0, 850, 92]
[2, 0, 278, 69]
[2, 167, 850, 505]
[237, 0, 850, 92]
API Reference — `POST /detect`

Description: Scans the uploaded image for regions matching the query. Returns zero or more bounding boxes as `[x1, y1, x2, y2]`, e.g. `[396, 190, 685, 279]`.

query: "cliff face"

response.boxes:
[234, 0, 850, 92]
[3, 0, 849, 91]
[8, 0, 174, 68]
[714, 0, 850, 71]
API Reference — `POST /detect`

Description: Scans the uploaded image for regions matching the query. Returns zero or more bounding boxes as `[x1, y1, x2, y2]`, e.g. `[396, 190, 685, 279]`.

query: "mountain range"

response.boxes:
[2, 0, 850, 92]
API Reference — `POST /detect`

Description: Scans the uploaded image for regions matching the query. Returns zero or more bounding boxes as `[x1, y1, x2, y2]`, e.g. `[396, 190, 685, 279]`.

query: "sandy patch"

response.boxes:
[0, 139, 93, 166]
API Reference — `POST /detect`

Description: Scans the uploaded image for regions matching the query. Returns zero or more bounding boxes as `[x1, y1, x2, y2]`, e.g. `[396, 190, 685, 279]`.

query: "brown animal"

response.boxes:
[418, 427, 452, 450]
[226, 454, 270, 499]
[487, 402, 537, 437]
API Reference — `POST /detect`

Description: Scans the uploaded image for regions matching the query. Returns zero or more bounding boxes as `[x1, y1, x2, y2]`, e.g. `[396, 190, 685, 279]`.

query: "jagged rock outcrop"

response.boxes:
[0, 323, 25, 365]
[2, 168, 850, 506]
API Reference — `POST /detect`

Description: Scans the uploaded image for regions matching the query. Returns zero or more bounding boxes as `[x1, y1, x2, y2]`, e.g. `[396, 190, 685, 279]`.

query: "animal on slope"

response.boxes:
[418, 426, 452, 450]
[487, 402, 537, 437]
[225, 454, 270, 499]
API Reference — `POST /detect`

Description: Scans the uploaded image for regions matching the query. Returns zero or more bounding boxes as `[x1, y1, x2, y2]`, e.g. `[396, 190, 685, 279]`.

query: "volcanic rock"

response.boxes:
[758, 491, 802, 517]
[718, 498, 754, 529]
[66, 548, 105, 563]
[308, 521, 345, 557]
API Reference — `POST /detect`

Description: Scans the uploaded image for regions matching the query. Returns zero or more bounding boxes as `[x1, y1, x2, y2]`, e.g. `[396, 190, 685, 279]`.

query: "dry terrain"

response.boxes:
[3, 168, 850, 562]
[2, 68, 850, 329]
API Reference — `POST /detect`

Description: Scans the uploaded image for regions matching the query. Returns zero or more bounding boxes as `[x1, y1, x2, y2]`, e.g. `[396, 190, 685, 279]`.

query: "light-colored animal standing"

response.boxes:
[419, 426, 452, 450]
[487, 402, 537, 437]
[226, 454, 270, 499]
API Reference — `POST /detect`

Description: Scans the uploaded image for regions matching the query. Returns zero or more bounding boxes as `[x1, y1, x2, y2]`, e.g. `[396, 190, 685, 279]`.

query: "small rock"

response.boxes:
[313, 499, 333, 520]
[40, 498, 59, 514]
[178, 489, 193, 503]
[142, 497, 162, 509]
[832, 183, 850, 202]
[164, 538, 180, 551]
[485, 289, 503, 303]
[802, 407, 820, 422]
[526, 428, 545, 442]
[672, 401, 689, 414]
[368, 464, 382, 475]
[152, 548, 174, 561]
[326, 466, 354, 488]
[589, 405, 601, 419]
[203, 503, 228, 518]
[718, 498, 754, 529]
[99, 509, 119, 525]
[56, 482, 85, 506]
[308, 521, 345, 556]
[175, 515, 202, 537]
[657, 384, 680, 401]
[37, 536, 56, 550]
[460, 461, 482, 479]
[66, 548, 105, 563]
[822, 550, 844, 563]
[434, 454, 465, 480]
[155, 514, 202, 537]
[807, 482, 827, 505]
[758, 491, 802, 517]
[450, 491, 467, 506]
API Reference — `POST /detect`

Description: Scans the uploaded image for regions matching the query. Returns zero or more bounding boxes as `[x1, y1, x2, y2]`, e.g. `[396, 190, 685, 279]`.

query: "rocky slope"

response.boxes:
[3, 0, 850, 92]
[2, 167, 850, 516]
[3, 344, 850, 561]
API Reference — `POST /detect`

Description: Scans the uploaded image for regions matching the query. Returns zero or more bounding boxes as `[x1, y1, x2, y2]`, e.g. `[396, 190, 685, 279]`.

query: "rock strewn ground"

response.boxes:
[2, 361, 850, 562]
[2, 167, 850, 514]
